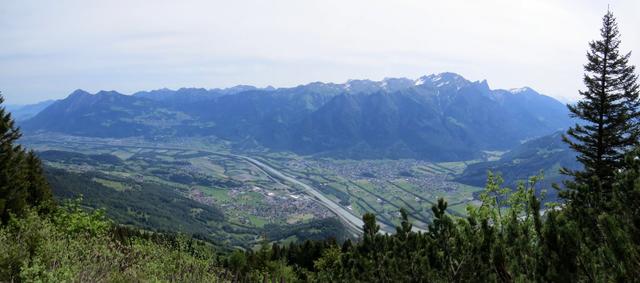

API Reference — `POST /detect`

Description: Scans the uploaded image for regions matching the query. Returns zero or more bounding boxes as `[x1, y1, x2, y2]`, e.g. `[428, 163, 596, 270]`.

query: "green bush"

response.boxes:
[0, 202, 227, 282]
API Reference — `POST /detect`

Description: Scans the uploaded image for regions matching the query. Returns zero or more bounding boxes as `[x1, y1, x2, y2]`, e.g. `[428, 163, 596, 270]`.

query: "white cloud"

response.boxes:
[0, 0, 638, 104]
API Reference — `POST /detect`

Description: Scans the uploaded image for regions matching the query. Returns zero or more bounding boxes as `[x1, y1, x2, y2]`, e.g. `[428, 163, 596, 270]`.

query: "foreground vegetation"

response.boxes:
[0, 202, 228, 282]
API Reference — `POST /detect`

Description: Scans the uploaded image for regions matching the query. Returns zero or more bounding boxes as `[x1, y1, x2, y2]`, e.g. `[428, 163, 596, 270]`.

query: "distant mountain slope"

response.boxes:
[23, 73, 573, 161]
[5, 100, 56, 121]
[23, 90, 202, 137]
[455, 132, 581, 199]
[293, 90, 480, 160]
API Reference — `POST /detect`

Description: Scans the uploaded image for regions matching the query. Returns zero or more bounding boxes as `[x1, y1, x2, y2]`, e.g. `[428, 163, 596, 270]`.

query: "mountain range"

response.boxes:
[21, 73, 573, 161]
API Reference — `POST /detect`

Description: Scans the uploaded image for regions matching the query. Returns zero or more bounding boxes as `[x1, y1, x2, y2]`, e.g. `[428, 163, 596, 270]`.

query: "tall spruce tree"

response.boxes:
[0, 93, 26, 222]
[562, 10, 640, 207]
[0, 93, 54, 222]
[25, 150, 54, 213]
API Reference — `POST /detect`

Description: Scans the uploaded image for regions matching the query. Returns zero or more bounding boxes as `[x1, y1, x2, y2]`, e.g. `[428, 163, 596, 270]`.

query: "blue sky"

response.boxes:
[1, 0, 638, 104]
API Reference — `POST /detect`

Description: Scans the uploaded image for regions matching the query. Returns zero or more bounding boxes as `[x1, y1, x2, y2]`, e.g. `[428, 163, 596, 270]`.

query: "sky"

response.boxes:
[1, 0, 639, 104]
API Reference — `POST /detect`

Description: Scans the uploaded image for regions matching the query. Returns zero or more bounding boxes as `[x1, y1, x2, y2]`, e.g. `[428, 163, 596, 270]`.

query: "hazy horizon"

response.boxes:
[2, 0, 639, 104]
[2, 72, 568, 106]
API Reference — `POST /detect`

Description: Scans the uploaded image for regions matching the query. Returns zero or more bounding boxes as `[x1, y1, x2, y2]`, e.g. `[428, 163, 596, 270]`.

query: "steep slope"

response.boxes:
[294, 91, 478, 160]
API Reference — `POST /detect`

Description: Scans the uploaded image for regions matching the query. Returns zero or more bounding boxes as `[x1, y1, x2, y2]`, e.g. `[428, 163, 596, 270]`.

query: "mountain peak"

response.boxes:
[222, 85, 257, 94]
[95, 90, 122, 97]
[508, 87, 536, 94]
[434, 72, 468, 81]
[380, 78, 414, 92]
[69, 89, 91, 97]
[414, 72, 471, 88]
[344, 79, 379, 93]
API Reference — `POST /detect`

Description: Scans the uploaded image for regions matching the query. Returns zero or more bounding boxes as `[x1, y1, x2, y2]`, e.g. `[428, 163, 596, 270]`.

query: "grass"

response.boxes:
[449, 203, 471, 215]
[414, 165, 438, 175]
[110, 149, 136, 160]
[435, 161, 471, 175]
[234, 191, 266, 208]
[160, 155, 178, 162]
[190, 158, 227, 178]
[286, 213, 315, 224]
[201, 187, 232, 202]
[92, 177, 129, 191]
[276, 235, 299, 245]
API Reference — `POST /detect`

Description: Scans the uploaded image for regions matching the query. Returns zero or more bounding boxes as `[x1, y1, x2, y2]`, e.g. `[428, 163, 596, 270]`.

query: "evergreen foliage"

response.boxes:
[562, 10, 640, 208]
[0, 93, 54, 223]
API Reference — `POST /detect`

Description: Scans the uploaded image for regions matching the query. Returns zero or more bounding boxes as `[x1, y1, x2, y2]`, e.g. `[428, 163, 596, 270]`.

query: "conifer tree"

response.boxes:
[361, 213, 379, 247]
[25, 150, 54, 213]
[0, 146, 28, 222]
[0, 93, 54, 223]
[562, 10, 640, 207]
[0, 93, 27, 222]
